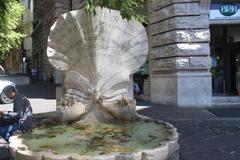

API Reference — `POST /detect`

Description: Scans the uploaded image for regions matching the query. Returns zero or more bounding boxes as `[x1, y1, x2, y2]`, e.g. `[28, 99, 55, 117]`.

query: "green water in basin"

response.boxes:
[21, 121, 170, 156]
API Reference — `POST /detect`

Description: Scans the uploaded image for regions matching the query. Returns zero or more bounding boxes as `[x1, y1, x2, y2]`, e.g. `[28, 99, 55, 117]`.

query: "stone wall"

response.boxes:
[72, 0, 85, 10]
[148, 0, 212, 107]
[32, 0, 84, 81]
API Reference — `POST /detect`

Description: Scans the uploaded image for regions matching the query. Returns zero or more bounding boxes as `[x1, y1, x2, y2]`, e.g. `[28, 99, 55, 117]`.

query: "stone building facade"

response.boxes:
[32, 0, 84, 81]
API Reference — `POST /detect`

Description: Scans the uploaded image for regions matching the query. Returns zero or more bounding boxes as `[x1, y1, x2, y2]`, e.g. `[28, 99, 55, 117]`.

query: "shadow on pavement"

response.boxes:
[207, 108, 240, 118]
[0, 141, 10, 160]
[16, 80, 57, 99]
[136, 100, 217, 121]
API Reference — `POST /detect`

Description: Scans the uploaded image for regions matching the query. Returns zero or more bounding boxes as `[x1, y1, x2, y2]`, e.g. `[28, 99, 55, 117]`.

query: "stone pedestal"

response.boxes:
[151, 72, 212, 107]
[148, 0, 212, 107]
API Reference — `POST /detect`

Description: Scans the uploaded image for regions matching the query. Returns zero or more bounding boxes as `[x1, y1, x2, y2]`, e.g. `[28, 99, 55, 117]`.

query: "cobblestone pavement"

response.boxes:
[1, 81, 240, 160]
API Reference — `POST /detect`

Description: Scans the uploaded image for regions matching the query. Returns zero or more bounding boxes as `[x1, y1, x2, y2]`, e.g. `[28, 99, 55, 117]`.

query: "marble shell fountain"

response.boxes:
[9, 7, 179, 160]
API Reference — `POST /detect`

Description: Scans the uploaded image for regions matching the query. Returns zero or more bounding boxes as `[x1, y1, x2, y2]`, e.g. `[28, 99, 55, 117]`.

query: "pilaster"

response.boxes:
[148, 0, 212, 107]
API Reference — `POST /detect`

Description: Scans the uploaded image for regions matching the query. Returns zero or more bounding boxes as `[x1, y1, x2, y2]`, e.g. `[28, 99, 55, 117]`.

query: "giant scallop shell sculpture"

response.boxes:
[47, 7, 148, 122]
[9, 8, 179, 160]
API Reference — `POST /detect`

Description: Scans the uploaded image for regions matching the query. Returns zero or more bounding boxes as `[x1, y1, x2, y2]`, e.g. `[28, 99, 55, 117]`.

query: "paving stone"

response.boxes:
[209, 125, 240, 135]
[207, 108, 240, 118]
[0, 140, 10, 160]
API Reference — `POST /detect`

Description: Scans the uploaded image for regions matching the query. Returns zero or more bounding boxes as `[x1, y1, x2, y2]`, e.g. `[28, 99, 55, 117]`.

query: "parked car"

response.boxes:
[0, 80, 15, 104]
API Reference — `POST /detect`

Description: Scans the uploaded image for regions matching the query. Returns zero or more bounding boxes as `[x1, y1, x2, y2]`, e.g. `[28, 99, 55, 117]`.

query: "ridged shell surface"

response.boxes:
[47, 7, 148, 102]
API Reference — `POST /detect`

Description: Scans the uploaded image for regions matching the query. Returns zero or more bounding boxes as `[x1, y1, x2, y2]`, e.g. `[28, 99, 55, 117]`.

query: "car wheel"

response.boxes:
[0, 88, 14, 104]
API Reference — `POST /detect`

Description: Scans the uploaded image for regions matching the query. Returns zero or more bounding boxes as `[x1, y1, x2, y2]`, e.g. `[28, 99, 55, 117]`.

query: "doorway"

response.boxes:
[225, 42, 240, 95]
[210, 26, 240, 96]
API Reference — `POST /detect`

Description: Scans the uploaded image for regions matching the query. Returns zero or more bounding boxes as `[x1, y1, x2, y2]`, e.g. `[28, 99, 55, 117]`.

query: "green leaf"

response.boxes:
[84, 0, 149, 25]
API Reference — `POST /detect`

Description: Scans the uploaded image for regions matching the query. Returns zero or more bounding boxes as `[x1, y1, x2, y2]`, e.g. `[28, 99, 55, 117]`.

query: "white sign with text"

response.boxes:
[210, 3, 240, 20]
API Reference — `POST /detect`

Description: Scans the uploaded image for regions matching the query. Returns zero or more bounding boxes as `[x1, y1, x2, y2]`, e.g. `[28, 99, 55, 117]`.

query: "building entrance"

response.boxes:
[223, 42, 240, 95]
[210, 26, 240, 96]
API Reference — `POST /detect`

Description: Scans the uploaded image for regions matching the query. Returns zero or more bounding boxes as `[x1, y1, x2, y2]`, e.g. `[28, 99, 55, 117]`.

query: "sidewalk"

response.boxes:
[0, 74, 30, 85]
[137, 101, 240, 160]
[1, 81, 240, 160]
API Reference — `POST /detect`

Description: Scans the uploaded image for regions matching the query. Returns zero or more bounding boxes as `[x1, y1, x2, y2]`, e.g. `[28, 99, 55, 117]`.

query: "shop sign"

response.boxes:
[210, 3, 240, 20]
[220, 3, 238, 16]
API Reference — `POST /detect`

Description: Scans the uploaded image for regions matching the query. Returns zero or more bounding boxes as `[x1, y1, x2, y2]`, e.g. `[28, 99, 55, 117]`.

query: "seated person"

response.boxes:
[0, 86, 32, 142]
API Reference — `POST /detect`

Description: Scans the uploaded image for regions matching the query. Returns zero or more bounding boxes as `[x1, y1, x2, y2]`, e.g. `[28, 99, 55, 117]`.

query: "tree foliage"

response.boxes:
[85, 0, 148, 25]
[0, 0, 24, 61]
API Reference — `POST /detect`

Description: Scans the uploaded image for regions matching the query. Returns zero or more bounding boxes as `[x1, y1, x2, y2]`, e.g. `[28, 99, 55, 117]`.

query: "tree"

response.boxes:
[85, 0, 148, 25]
[0, 0, 24, 61]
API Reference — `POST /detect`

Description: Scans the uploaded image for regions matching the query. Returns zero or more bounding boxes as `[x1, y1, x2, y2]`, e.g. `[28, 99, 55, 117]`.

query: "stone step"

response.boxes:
[213, 96, 240, 102]
[212, 96, 240, 106]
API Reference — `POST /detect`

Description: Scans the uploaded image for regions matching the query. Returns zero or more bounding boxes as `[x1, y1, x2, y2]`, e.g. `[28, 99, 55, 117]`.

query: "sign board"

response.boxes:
[210, 3, 240, 20]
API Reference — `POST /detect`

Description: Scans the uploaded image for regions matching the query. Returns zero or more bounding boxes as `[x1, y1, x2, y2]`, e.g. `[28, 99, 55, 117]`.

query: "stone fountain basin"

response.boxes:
[9, 117, 179, 160]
